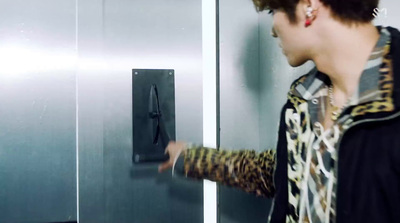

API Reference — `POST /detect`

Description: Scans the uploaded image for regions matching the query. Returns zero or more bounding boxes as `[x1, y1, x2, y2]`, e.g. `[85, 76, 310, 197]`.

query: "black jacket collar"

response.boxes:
[387, 26, 400, 110]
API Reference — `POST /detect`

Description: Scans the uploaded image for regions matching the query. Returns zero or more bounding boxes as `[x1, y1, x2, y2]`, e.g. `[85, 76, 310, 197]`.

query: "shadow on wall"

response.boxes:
[219, 186, 272, 223]
[238, 24, 263, 94]
[218, 23, 273, 223]
[257, 20, 280, 95]
[238, 23, 275, 95]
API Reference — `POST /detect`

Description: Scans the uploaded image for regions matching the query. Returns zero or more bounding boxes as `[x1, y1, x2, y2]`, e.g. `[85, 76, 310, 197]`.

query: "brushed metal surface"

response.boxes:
[218, 0, 272, 222]
[0, 0, 77, 222]
[77, 0, 204, 222]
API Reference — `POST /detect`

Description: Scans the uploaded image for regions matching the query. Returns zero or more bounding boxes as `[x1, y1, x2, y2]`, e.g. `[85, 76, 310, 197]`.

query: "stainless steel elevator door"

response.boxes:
[77, 1, 204, 222]
[0, 0, 77, 222]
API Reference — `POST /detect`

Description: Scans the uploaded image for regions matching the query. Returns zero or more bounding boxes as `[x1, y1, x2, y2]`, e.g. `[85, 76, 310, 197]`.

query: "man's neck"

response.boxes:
[313, 22, 379, 106]
[313, 22, 380, 106]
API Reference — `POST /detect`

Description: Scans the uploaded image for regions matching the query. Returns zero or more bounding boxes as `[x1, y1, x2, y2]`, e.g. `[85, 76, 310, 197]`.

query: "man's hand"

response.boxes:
[158, 141, 187, 173]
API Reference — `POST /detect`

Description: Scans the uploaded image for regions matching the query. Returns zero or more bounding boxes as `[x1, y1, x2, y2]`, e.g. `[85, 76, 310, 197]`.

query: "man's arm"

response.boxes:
[176, 146, 276, 198]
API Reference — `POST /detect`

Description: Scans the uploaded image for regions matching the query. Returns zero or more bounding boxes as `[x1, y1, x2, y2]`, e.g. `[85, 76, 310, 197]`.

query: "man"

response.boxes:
[159, 0, 400, 222]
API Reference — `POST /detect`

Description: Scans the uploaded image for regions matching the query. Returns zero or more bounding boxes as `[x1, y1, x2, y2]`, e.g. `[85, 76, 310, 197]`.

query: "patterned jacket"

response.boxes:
[175, 26, 400, 223]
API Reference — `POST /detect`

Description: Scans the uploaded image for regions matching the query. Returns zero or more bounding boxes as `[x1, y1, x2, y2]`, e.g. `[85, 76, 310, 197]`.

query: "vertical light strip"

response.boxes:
[202, 1, 217, 223]
[75, 0, 80, 222]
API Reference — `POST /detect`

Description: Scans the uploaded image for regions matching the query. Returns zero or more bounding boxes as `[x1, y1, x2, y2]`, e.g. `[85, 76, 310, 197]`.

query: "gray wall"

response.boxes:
[0, 0, 77, 222]
[374, 1, 400, 27]
[218, 1, 272, 223]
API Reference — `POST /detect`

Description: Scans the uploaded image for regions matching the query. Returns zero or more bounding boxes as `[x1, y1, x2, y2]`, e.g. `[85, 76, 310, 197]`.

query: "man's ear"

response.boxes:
[300, 0, 321, 27]
[300, 0, 321, 12]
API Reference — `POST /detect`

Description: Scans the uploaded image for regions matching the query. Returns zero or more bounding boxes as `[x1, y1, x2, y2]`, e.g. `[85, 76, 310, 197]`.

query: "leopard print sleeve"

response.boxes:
[182, 146, 276, 198]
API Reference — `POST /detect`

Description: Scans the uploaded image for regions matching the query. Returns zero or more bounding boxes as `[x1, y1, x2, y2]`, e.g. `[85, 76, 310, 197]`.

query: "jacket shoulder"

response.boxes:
[386, 27, 400, 108]
[288, 67, 318, 96]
